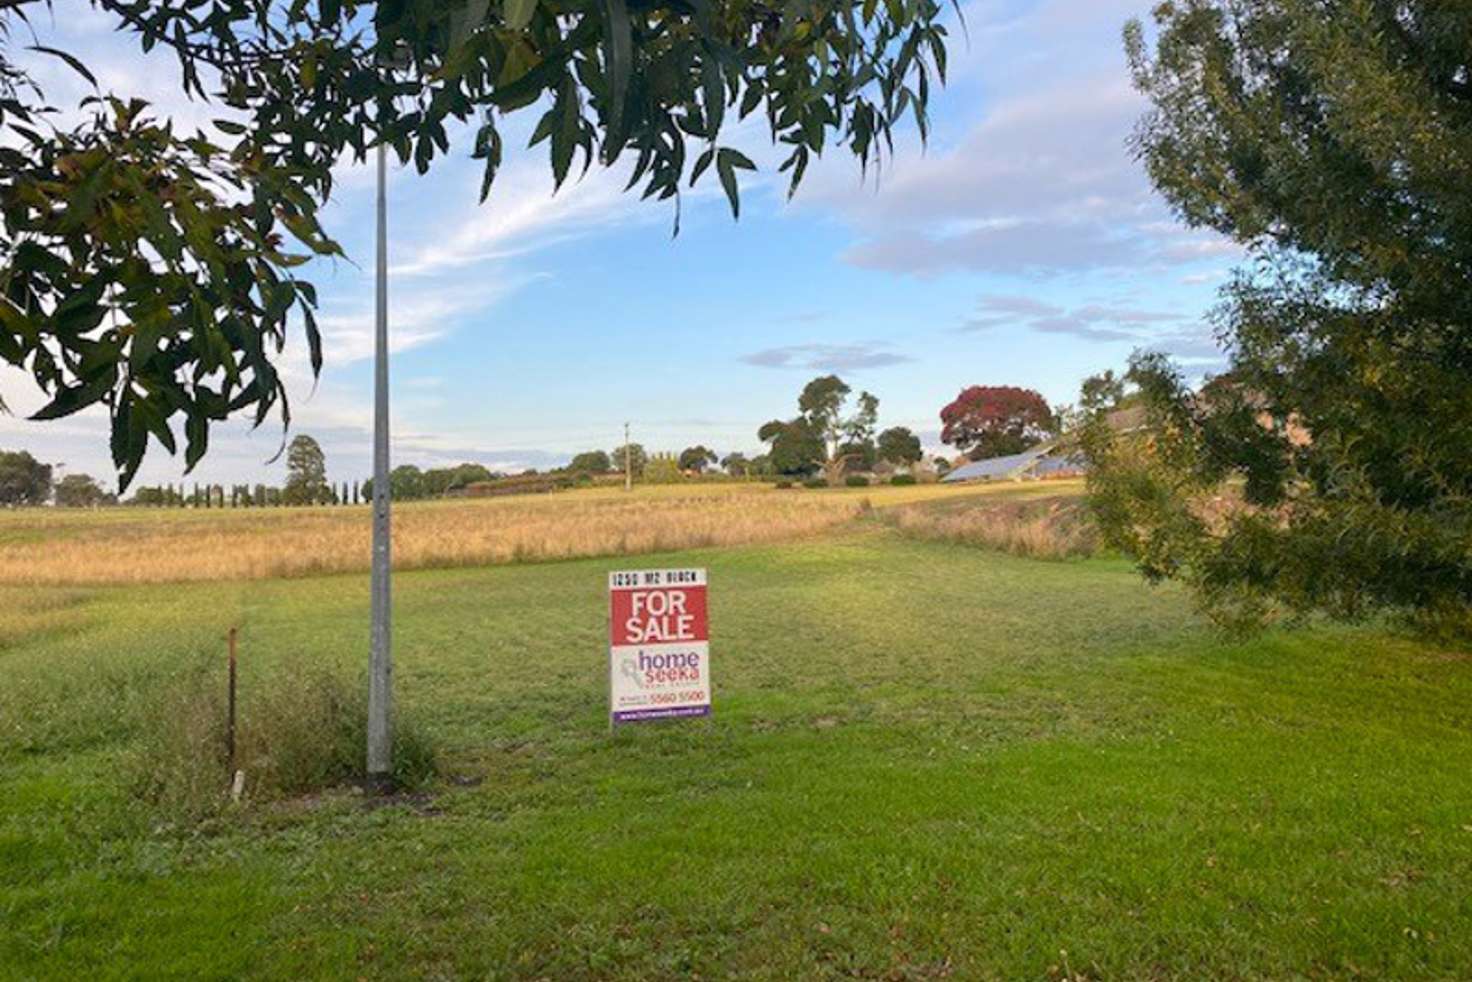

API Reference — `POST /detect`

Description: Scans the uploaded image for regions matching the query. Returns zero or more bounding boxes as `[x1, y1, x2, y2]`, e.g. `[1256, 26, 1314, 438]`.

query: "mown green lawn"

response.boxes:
[3, 527, 1470, 979]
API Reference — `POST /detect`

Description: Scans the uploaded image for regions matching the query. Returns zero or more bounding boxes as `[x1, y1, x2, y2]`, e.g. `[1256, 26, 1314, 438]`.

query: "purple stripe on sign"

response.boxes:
[612, 705, 712, 723]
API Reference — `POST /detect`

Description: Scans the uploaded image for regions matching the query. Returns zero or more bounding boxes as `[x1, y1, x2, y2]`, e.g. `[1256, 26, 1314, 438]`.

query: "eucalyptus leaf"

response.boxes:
[0, 0, 954, 488]
[503, 0, 537, 32]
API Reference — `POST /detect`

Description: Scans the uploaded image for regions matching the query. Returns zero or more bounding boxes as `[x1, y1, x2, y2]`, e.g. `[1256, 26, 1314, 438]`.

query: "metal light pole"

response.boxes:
[367, 139, 393, 783]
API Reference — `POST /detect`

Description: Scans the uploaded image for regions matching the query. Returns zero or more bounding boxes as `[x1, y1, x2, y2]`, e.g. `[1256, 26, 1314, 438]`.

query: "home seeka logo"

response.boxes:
[608, 568, 711, 724]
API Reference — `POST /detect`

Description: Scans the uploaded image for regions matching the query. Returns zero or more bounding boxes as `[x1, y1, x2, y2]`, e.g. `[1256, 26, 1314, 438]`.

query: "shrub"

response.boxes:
[129, 655, 436, 820]
[890, 474, 917, 486]
[643, 452, 685, 484]
[803, 478, 827, 489]
[844, 475, 870, 487]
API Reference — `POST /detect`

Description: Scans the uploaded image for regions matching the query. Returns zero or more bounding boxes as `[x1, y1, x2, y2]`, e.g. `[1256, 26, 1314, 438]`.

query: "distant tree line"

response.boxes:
[5, 376, 1072, 508]
[127, 435, 365, 508]
[569, 442, 771, 481]
[0, 450, 119, 507]
[360, 461, 502, 501]
[1, 435, 367, 508]
[554, 376, 950, 487]
[126, 480, 367, 508]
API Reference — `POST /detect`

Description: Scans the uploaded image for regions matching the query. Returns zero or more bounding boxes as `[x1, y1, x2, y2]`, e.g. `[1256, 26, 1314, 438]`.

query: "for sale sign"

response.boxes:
[608, 568, 711, 724]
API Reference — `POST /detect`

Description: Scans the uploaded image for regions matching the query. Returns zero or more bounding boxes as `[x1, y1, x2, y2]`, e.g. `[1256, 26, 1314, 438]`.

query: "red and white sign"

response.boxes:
[608, 568, 711, 724]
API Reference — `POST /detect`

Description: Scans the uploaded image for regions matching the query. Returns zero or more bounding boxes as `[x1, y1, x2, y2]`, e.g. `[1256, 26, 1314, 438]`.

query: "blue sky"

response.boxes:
[0, 0, 1237, 490]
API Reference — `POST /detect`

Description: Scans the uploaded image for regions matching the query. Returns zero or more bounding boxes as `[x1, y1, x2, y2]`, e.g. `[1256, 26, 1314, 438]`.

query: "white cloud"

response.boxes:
[740, 342, 912, 371]
[306, 275, 530, 369]
[796, 0, 1240, 280]
[953, 292, 1223, 360]
[386, 108, 777, 278]
[389, 162, 646, 277]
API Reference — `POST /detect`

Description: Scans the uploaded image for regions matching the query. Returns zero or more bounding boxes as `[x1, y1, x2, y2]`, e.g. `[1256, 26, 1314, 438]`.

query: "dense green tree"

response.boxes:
[790, 376, 881, 481]
[678, 446, 718, 473]
[836, 440, 876, 473]
[283, 434, 331, 505]
[457, 463, 496, 488]
[1084, 1, 1472, 631]
[841, 391, 880, 446]
[757, 418, 824, 477]
[389, 465, 426, 501]
[568, 451, 613, 474]
[128, 485, 168, 506]
[0, 450, 52, 505]
[609, 443, 647, 479]
[1, 0, 953, 489]
[422, 462, 496, 496]
[877, 427, 923, 467]
[53, 473, 111, 507]
[799, 375, 852, 446]
[720, 452, 751, 477]
[835, 392, 880, 473]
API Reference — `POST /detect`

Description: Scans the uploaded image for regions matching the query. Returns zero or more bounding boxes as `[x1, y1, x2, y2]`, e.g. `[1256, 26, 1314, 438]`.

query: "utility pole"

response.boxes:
[624, 421, 632, 492]
[367, 137, 393, 784]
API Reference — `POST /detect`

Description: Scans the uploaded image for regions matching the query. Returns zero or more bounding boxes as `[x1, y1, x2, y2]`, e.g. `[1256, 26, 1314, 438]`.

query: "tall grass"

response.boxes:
[883, 495, 1101, 560]
[0, 483, 1035, 586]
[130, 656, 436, 820]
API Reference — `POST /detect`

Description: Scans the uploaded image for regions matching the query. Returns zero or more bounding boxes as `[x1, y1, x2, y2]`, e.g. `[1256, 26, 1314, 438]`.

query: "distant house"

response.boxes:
[941, 443, 1087, 484]
[940, 407, 1153, 484]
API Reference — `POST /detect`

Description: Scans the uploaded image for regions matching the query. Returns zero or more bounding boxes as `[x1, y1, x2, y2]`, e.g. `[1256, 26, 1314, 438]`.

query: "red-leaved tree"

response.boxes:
[939, 386, 1056, 460]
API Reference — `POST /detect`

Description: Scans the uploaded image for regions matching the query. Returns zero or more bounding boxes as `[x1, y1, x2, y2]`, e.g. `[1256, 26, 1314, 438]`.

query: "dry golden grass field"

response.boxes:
[0, 480, 1077, 586]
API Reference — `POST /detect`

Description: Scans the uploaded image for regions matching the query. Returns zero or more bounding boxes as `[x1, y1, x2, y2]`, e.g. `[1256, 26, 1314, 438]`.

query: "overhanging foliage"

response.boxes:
[1088, 0, 1472, 632]
[1, 0, 954, 487]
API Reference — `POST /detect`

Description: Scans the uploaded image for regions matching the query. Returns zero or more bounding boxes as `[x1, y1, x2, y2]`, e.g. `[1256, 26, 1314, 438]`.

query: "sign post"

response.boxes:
[608, 568, 712, 725]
